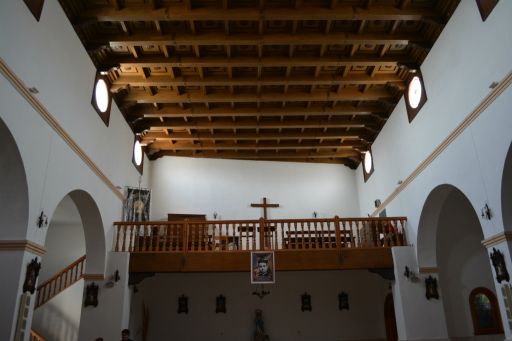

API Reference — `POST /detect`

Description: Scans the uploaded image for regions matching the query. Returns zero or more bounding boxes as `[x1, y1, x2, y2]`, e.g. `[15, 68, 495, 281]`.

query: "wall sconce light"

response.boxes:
[213, 212, 218, 219]
[481, 203, 492, 220]
[312, 211, 318, 218]
[37, 211, 48, 228]
[105, 270, 121, 288]
[404, 266, 419, 282]
[374, 199, 381, 208]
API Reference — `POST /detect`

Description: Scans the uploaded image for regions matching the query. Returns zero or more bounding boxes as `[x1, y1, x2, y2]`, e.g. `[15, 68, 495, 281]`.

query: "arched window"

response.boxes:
[469, 287, 503, 335]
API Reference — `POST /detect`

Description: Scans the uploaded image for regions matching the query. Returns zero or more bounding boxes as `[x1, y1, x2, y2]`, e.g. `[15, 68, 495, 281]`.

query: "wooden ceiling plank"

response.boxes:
[149, 140, 366, 151]
[104, 32, 418, 47]
[79, 6, 441, 22]
[104, 55, 413, 68]
[124, 87, 395, 103]
[150, 150, 360, 159]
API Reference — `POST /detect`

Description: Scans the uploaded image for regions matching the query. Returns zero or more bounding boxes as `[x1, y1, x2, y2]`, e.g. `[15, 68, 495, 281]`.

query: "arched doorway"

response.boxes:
[0, 117, 30, 338]
[0, 117, 29, 239]
[502, 142, 512, 230]
[417, 185, 501, 339]
[31, 189, 105, 341]
[384, 293, 398, 341]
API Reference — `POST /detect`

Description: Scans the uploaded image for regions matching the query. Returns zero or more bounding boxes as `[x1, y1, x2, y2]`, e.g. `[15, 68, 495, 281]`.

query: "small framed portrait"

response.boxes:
[251, 251, 275, 284]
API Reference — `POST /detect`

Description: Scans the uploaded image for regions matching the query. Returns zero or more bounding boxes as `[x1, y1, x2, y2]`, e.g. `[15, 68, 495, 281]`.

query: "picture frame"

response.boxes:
[425, 276, 440, 300]
[338, 291, 349, 310]
[216, 295, 226, 314]
[301, 292, 312, 312]
[23, 257, 41, 294]
[251, 251, 275, 284]
[178, 294, 188, 314]
[490, 248, 510, 283]
[122, 187, 151, 222]
[84, 282, 99, 307]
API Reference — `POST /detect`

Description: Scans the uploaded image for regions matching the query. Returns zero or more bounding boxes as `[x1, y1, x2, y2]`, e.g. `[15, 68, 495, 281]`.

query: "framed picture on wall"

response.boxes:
[122, 187, 151, 222]
[251, 251, 275, 284]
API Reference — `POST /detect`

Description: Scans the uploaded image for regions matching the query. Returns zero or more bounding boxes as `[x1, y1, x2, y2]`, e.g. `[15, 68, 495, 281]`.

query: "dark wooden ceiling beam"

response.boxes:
[111, 74, 403, 89]
[148, 140, 365, 151]
[147, 149, 360, 159]
[78, 5, 441, 23]
[140, 117, 377, 130]
[141, 129, 373, 141]
[104, 32, 419, 47]
[133, 103, 388, 118]
[124, 88, 395, 104]
[103, 55, 413, 69]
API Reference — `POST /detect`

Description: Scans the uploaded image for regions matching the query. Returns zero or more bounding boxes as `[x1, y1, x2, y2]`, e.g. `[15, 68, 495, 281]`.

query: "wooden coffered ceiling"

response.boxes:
[59, 0, 459, 168]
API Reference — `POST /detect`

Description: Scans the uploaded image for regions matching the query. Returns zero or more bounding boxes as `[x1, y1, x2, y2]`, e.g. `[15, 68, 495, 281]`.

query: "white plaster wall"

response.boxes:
[130, 270, 389, 341]
[31, 281, 84, 341]
[436, 189, 498, 338]
[355, 0, 512, 241]
[0, 1, 149, 339]
[150, 157, 360, 220]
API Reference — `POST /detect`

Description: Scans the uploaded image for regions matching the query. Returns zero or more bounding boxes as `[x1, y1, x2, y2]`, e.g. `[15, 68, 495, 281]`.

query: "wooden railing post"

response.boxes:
[334, 216, 341, 249]
[259, 217, 265, 250]
[183, 219, 190, 252]
[114, 224, 121, 252]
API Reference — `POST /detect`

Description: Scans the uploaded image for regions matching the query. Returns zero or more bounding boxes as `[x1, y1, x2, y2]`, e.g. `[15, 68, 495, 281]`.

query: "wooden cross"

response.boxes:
[250, 197, 280, 220]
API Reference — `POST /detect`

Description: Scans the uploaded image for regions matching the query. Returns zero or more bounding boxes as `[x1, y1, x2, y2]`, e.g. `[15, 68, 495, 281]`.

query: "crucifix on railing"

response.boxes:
[251, 198, 280, 249]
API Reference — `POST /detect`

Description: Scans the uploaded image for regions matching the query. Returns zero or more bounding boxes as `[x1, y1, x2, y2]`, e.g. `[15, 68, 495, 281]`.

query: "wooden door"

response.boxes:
[384, 293, 398, 341]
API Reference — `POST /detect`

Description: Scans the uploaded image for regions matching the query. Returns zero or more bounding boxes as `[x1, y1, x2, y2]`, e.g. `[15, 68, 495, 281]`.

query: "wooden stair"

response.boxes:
[35, 255, 86, 309]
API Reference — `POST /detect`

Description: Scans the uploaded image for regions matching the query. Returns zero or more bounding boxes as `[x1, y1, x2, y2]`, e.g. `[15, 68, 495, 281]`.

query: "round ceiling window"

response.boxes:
[133, 140, 143, 166]
[364, 150, 373, 174]
[407, 76, 422, 109]
[94, 78, 109, 113]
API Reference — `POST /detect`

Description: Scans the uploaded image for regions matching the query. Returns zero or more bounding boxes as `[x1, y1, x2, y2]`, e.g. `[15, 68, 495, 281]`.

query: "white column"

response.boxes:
[392, 246, 449, 341]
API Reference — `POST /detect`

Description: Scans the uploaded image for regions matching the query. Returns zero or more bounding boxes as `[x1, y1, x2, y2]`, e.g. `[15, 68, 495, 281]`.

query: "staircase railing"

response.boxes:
[30, 329, 45, 341]
[114, 216, 407, 253]
[35, 255, 86, 308]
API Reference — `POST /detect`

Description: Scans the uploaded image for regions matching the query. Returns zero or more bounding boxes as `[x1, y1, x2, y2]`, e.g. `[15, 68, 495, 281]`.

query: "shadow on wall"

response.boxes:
[0, 117, 29, 239]
[502, 141, 512, 231]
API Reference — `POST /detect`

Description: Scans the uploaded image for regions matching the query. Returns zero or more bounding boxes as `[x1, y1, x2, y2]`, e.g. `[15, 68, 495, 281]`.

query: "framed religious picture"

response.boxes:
[216, 295, 226, 314]
[301, 292, 312, 312]
[425, 276, 440, 300]
[178, 294, 188, 314]
[251, 251, 275, 284]
[23, 257, 41, 294]
[490, 248, 510, 283]
[84, 282, 99, 307]
[123, 187, 151, 222]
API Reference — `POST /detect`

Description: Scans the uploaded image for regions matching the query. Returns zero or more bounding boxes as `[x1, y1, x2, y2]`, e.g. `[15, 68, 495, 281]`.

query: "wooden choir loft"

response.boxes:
[114, 215, 407, 273]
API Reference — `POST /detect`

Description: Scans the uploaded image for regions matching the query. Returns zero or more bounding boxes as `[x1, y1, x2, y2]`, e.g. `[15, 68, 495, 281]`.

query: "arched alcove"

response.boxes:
[502, 142, 512, 230]
[418, 184, 499, 339]
[417, 184, 456, 268]
[0, 117, 29, 239]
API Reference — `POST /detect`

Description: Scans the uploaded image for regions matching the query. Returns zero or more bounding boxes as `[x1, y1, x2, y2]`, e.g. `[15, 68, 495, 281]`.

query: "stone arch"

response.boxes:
[502, 142, 512, 231]
[0, 117, 29, 239]
[417, 184, 457, 268]
[44, 189, 106, 275]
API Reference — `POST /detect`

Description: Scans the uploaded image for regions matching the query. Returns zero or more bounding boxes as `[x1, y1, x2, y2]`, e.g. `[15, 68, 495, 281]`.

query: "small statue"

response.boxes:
[253, 309, 269, 341]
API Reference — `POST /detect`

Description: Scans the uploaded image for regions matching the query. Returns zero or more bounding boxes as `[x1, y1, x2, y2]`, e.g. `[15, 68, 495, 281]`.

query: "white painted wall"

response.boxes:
[356, 0, 512, 240]
[437, 189, 499, 339]
[31, 281, 84, 341]
[0, 1, 148, 339]
[150, 157, 360, 220]
[130, 270, 389, 341]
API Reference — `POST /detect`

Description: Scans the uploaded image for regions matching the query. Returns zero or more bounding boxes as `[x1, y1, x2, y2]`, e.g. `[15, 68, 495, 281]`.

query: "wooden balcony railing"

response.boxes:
[114, 216, 407, 253]
[30, 329, 45, 341]
[35, 255, 86, 308]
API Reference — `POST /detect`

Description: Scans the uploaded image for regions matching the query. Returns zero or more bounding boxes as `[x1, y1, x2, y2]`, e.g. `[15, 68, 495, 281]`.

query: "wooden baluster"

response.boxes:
[281, 222, 286, 250]
[313, 221, 319, 248]
[120, 225, 126, 252]
[212, 223, 217, 251]
[133, 224, 140, 253]
[219, 223, 224, 251]
[348, 221, 355, 248]
[250, 223, 255, 250]
[128, 224, 134, 252]
[183, 221, 190, 252]
[334, 216, 341, 249]
[115, 224, 121, 252]
[141, 224, 147, 251]
[400, 219, 407, 246]
[258, 218, 265, 250]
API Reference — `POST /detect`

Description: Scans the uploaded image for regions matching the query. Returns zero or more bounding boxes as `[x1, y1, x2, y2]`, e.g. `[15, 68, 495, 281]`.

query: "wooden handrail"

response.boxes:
[35, 255, 86, 309]
[114, 216, 407, 253]
[30, 329, 45, 341]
